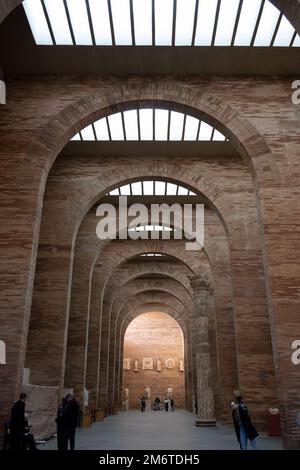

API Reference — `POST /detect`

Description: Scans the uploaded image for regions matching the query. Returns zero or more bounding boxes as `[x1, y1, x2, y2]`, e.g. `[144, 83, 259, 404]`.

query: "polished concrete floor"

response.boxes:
[42, 410, 283, 450]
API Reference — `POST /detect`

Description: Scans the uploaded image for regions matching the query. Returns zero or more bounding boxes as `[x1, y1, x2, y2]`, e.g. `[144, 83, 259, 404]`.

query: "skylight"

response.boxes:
[71, 108, 227, 142]
[106, 180, 198, 197]
[128, 225, 173, 232]
[23, 0, 299, 47]
[140, 253, 164, 257]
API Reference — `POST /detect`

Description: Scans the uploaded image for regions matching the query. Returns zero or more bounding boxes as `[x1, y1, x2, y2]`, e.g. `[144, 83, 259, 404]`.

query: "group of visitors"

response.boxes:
[7, 390, 300, 451]
[140, 395, 175, 412]
[7, 391, 80, 451]
[164, 397, 175, 412]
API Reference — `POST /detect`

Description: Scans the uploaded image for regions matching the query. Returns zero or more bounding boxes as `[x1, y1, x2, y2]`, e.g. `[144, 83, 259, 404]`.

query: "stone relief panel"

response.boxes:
[165, 358, 175, 369]
[142, 357, 154, 370]
[123, 358, 131, 370]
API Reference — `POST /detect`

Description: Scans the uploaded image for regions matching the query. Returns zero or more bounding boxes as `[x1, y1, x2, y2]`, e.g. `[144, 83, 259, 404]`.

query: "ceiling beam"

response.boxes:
[60, 141, 240, 159]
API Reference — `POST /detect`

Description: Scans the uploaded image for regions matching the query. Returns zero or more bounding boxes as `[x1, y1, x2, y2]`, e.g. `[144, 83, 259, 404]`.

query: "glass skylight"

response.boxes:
[133, 0, 152, 46]
[123, 110, 139, 140]
[293, 35, 300, 47]
[194, 0, 218, 46]
[107, 113, 124, 140]
[94, 118, 110, 140]
[66, 0, 92, 45]
[155, 0, 174, 46]
[214, 0, 240, 46]
[155, 110, 169, 141]
[140, 253, 164, 257]
[169, 112, 184, 141]
[110, 0, 132, 45]
[23, 0, 52, 45]
[254, 1, 280, 46]
[175, 0, 197, 46]
[184, 116, 199, 141]
[143, 181, 154, 196]
[234, 0, 262, 46]
[89, 0, 112, 45]
[80, 125, 95, 140]
[139, 109, 153, 140]
[107, 180, 198, 197]
[23, 0, 300, 48]
[128, 225, 173, 232]
[72, 108, 227, 142]
[198, 122, 213, 141]
[131, 182, 142, 195]
[273, 15, 295, 47]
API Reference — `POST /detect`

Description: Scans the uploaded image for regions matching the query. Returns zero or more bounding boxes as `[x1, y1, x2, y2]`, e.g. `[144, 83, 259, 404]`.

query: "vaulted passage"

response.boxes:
[123, 312, 185, 410]
[0, 0, 300, 453]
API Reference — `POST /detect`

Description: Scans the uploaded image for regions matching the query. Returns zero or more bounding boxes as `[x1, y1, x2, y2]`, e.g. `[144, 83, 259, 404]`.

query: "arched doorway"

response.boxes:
[122, 312, 185, 411]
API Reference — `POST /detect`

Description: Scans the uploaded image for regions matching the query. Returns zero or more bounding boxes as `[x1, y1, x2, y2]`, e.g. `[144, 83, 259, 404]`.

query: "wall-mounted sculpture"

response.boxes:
[142, 358, 153, 370]
[165, 358, 175, 369]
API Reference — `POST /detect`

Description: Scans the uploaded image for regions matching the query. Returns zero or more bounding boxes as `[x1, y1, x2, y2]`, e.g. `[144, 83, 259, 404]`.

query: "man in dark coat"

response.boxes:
[61, 394, 80, 450]
[56, 396, 68, 450]
[10, 393, 27, 450]
[231, 396, 259, 450]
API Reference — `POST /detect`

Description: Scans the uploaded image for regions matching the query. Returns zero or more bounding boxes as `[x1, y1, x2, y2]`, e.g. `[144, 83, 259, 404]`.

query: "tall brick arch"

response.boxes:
[66, 273, 196, 390]
[117, 301, 193, 411]
[95, 265, 197, 412]
[118, 294, 192, 412]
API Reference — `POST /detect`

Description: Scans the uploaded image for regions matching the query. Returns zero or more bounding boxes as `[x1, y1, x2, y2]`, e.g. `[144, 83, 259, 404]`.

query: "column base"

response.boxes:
[195, 418, 216, 427]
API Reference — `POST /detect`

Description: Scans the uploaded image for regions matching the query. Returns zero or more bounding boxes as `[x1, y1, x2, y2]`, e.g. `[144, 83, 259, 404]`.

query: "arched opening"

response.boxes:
[122, 312, 185, 411]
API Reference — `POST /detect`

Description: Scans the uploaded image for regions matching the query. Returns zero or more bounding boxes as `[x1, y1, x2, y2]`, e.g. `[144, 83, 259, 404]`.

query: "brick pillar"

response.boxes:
[191, 275, 216, 427]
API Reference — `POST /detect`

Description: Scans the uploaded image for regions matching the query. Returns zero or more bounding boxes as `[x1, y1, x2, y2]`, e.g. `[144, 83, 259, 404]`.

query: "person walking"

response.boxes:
[9, 392, 27, 450]
[61, 393, 80, 451]
[170, 398, 175, 412]
[231, 394, 258, 450]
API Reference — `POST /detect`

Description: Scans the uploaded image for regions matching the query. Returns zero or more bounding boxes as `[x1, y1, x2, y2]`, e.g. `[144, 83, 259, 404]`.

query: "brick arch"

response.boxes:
[115, 280, 196, 326]
[67, 160, 231, 238]
[123, 304, 187, 335]
[63, 239, 211, 396]
[92, 283, 193, 409]
[84, 259, 213, 412]
[102, 262, 194, 305]
[30, 88, 275, 189]
[92, 240, 210, 291]
[117, 298, 194, 412]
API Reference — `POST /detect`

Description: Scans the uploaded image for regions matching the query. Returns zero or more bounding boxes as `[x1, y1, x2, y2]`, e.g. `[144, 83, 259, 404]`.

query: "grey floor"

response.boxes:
[42, 410, 283, 450]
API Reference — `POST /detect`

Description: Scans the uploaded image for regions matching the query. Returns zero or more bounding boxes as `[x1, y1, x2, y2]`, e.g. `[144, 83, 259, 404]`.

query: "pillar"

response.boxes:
[190, 275, 216, 427]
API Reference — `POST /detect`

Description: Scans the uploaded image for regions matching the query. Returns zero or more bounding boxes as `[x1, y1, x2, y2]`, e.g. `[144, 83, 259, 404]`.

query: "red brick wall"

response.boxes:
[123, 312, 185, 409]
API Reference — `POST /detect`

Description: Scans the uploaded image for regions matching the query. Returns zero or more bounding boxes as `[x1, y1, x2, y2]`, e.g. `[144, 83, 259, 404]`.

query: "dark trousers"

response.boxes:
[10, 431, 37, 451]
[68, 427, 76, 451]
[57, 427, 64, 451]
[61, 427, 76, 450]
[10, 431, 24, 450]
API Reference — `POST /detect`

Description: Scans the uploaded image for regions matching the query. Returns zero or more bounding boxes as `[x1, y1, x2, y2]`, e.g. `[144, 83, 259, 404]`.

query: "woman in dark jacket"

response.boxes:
[231, 397, 258, 450]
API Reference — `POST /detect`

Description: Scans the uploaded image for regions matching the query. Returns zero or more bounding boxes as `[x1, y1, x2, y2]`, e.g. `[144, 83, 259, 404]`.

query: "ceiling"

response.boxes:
[1, 4, 300, 76]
